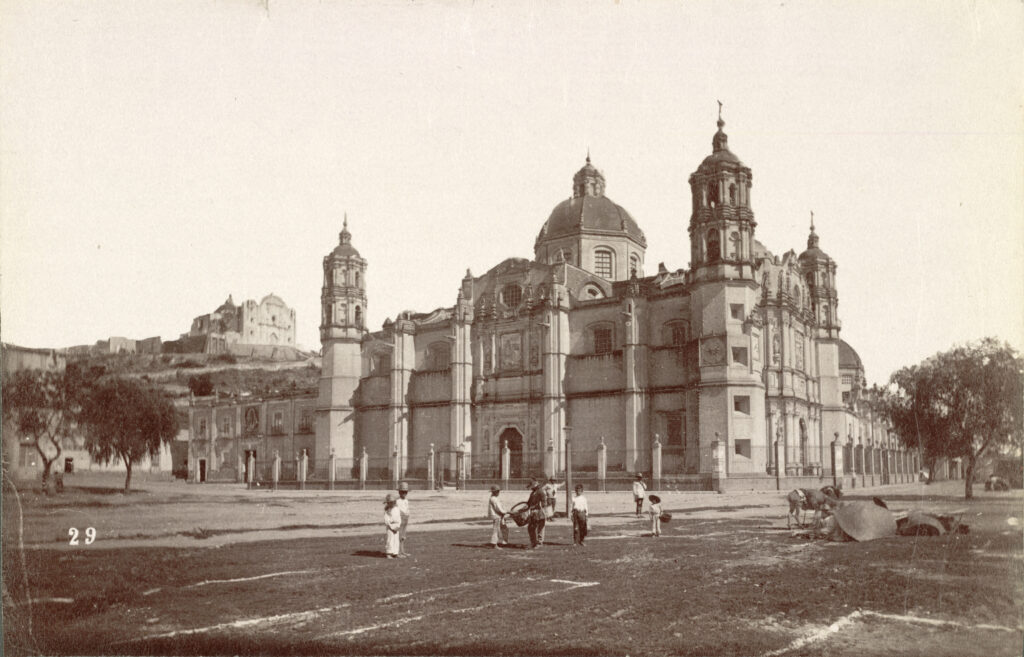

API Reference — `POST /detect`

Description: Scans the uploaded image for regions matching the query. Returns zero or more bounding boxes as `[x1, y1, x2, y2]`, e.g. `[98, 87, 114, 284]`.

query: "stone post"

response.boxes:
[564, 432, 573, 517]
[711, 432, 726, 493]
[545, 439, 555, 479]
[391, 449, 400, 490]
[773, 439, 782, 490]
[247, 451, 256, 489]
[328, 448, 336, 491]
[299, 449, 308, 490]
[456, 445, 466, 490]
[597, 438, 607, 492]
[272, 450, 280, 491]
[830, 435, 840, 489]
[651, 434, 662, 493]
[501, 440, 510, 492]
[428, 443, 436, 491]
[359, 448, 368, 490]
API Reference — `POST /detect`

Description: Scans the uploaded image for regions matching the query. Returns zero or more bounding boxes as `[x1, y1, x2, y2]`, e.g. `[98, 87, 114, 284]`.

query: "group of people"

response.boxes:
[383, 473, 666, 557]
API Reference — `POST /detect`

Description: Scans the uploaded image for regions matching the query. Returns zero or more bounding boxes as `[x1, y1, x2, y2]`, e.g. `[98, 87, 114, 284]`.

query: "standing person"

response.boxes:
[383, 494, 401, 558]
[487, 485, 510, 548]
[526, 477, 547, 548]
[648, 494, 663, 537]
[396, 481, 411, 557]
[543, 476, 560, 521]
[571, 484, 589, 546]
[632, 474, 647, 517]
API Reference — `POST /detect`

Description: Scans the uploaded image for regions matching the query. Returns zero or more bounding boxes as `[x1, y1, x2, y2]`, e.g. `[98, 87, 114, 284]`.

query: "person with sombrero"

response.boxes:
[632, 473, 647, 517]
[648, 494, 663, 537]
[526, 477, 547, 548]
[383, 494, 402, 558]
[487, 485, 510, 548]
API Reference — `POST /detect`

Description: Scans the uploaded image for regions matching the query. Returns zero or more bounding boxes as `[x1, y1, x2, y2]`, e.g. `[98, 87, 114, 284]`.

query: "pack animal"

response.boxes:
[786, 486, 841, 529]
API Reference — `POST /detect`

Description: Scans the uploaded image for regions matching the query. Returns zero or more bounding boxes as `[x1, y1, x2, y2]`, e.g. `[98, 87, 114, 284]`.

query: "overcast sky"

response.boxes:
[2, 0, 1021, 384]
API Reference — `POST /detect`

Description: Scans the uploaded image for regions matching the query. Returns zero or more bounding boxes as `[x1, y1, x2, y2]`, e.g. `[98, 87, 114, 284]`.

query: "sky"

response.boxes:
[1, 0, 1021, 385]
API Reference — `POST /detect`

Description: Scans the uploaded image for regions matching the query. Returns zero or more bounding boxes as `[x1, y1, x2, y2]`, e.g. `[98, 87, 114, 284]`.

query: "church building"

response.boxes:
[312, 113, 914, 491]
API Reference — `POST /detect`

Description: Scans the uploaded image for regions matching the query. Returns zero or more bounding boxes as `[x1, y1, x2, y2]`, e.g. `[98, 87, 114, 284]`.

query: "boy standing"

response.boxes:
[571, 484, 589, 546]
[632, 474, 647, 517]
[648, 494, 663, 537]
[396, 482, 410, 557]
[487, 485, 509, 547]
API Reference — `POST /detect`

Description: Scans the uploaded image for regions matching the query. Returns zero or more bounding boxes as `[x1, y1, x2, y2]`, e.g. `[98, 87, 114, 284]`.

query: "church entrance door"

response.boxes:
[499, 428, 524, 479]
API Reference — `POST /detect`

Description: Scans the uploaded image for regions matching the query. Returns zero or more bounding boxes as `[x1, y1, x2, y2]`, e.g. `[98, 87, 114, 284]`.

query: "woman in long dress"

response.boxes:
[384, 494, 402, 558]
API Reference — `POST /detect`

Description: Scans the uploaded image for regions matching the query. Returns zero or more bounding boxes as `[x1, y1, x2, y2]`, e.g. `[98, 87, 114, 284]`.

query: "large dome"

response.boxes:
[535, 156, 646, 248]
[538, 195, 646, 246]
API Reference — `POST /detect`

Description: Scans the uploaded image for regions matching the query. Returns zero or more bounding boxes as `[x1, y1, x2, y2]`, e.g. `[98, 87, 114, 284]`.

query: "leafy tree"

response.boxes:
[883, 338, 1023, 498]
[1, 370, 75, 494]
[188, 373, 214, 397]
[78, 378, 178, 493]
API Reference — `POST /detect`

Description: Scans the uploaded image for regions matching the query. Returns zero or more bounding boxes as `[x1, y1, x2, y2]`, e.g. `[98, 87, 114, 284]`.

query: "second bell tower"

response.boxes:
[316, 216, 367, 466]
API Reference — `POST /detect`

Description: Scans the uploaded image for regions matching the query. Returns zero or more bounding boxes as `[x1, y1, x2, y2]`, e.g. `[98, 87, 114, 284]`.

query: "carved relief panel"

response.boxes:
[500, 332, 522, 370]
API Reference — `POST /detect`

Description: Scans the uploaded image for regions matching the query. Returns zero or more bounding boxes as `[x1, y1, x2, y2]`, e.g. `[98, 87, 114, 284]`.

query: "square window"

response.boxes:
[594, 328, 613, 355]
[735, 439, 751, 458]
[733, 396, 750, 414]
[731, 347, 748, 366]
[272, 412, 284, 434]
[730, 304, 744, 320]
[220, 417, 231, 436]
[198, 419, 207, 438]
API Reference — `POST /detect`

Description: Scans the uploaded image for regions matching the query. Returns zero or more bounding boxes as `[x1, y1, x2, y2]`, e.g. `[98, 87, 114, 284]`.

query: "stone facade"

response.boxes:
[185, 293, 296, 347]
[312, 114, 910, 490]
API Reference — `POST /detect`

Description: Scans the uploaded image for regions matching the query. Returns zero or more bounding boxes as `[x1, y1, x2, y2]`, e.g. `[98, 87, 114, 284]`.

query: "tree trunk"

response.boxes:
[123, 461, 132, 494]
[41, 460, 55, 496]
[926, 458, 936, 485]
[964, 457, 976, 499]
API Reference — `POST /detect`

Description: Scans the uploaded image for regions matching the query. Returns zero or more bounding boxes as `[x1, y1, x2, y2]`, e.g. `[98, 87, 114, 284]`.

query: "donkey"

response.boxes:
[787, 486, 842, 529]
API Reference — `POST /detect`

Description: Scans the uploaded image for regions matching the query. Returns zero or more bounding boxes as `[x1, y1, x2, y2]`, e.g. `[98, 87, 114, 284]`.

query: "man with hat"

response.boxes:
[542, 476, 561, 521]
[396, 481, 411, 557]
[632, 473, 647, 517]
[487, 485, 509, 548]
[526, 477, 547, 548]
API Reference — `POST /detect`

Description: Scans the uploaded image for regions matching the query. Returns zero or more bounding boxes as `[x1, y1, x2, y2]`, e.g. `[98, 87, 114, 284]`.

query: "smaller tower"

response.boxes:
[317, 215, 367, 467]
[687, 107, 756, 281]
[798, 212, 840, 339]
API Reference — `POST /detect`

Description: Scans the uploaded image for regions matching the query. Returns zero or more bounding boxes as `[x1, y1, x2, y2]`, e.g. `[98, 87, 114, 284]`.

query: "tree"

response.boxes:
[188, 373, 214, 397]
[1, 370, 75, 494]
[882, 339, 1023, 498]
[78, 377, 178, 493]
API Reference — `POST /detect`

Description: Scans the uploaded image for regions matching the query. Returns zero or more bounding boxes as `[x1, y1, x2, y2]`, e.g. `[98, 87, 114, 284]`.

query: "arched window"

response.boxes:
[355, 271, 360, 288]
[707, 229, 721, 262]
[594, 249, 614, 279]
[662, 321, 689, 347]
[729, 183, 737, 206]
[707, 182, 718, 207]
[354, 306, 362, 328]
[629, 255, 641, 278]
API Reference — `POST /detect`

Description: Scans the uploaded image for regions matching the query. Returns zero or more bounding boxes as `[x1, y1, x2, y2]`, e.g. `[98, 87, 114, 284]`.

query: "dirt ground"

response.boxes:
[3, 476, 1021, 656]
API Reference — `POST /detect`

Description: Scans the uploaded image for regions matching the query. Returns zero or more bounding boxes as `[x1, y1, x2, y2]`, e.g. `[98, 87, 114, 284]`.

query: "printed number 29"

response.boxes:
[68, 527, 96, 545]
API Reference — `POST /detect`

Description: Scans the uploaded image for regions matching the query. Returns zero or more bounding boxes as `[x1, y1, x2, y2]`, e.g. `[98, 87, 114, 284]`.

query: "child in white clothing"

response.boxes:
[648, 494, 662, 537]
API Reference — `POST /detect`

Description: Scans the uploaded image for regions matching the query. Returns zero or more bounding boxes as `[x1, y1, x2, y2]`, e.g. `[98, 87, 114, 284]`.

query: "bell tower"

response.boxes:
[799, 213, 840, 339]
[688, 105, 757, 282]
[316, 215, 367, 466]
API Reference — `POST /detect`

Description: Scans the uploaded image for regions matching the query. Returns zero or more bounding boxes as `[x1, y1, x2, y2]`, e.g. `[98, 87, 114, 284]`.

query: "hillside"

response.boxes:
[69, 352, 322, 400]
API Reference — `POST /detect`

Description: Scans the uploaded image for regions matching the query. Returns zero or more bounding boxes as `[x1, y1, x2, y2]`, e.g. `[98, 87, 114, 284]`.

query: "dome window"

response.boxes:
[502, 283, 523, 308]
[594, 248, 614, 279]
[630, 255, 641, 278]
